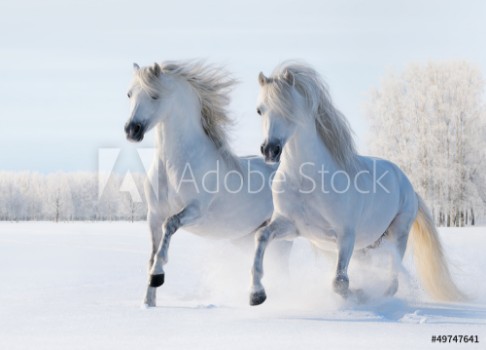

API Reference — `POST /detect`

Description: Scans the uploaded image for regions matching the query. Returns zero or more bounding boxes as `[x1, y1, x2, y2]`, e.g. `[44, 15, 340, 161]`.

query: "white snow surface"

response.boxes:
[0, 222, 485, 349]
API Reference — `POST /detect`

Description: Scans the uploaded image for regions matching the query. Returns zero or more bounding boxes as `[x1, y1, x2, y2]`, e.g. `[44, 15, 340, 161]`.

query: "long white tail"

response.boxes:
[409, 194, 465, 301]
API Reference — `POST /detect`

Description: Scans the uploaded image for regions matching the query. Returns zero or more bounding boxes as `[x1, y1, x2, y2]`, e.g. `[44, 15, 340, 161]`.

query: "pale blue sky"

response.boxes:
[1, 0, 485, 172]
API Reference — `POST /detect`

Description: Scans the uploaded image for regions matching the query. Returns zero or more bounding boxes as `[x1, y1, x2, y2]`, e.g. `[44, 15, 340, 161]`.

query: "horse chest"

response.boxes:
[153, 162, 196, 214]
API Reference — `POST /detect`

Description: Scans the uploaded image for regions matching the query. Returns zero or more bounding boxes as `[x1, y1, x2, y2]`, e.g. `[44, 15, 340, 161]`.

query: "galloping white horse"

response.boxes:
[124, 61, 287, 307]
[249, 61, 464, 305]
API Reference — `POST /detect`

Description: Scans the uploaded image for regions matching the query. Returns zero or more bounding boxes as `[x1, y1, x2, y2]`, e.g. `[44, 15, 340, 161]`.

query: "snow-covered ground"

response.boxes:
[0, 222, 485, 349]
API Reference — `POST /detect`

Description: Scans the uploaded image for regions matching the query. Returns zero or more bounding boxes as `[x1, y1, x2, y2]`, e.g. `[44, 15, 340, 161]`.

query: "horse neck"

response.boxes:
[282, 118, 339, 172]
[156, 85, 212, 162]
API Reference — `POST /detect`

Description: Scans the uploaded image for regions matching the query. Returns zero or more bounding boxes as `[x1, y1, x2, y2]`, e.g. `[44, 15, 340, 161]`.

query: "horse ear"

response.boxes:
[133, 63, 140, 71]
[151, 62, 161, 77]
[283, 69, 294, 86]
[258, 72, 268, 86]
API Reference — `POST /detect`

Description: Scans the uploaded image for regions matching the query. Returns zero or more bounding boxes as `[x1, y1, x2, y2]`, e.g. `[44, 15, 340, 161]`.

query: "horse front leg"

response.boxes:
[149, 203, 201, 288]
[250, 216, 296, 306]
[143, 211, 164, 307]
[333, 230, 356, 298]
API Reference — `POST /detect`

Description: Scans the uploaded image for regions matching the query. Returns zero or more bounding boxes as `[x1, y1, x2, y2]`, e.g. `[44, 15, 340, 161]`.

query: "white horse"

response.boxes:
[249, 61, 464, 305]
[124, 61, 288, 307]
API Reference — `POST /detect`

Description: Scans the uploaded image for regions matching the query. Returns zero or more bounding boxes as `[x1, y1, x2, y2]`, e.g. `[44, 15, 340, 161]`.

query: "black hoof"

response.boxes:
[250, 290, 267, 306]
[149, 274, 165, 287]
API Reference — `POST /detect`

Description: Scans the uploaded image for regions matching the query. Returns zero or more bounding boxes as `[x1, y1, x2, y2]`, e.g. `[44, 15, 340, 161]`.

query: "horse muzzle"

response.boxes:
[261, 140, 282, 163]
[124, 121, 145, 142]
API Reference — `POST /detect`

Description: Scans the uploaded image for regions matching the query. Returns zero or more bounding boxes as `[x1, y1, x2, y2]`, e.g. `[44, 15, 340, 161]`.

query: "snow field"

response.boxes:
[0, 222, 485, 349]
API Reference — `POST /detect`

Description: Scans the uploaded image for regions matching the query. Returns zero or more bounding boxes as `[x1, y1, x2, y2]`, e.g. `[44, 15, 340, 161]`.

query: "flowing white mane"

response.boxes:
[135, 60, 238, 163]
[265, 61, 358, 171]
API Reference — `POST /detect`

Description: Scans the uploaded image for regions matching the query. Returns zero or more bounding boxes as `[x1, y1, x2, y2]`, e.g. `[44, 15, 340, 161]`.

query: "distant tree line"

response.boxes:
[0, 172, 147, 222]
[367, 61, 486, 226]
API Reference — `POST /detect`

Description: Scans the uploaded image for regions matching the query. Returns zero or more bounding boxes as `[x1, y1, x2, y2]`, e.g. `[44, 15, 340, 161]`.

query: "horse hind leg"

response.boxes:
[382, 213, 415, 297]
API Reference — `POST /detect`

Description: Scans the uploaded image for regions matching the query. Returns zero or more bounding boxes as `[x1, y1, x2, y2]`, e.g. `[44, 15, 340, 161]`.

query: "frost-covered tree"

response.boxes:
[0, 172, 148, 221]
[68, 173, 98, 220]
[367, 61, 486, 226]
[45, 174, 74, 222]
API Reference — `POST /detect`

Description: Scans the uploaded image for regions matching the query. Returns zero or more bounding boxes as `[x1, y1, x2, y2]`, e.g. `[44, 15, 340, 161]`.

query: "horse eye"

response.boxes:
[127, 92, 132, 98]
[151, 95, 159, 100]
[257, 108, 262, 116]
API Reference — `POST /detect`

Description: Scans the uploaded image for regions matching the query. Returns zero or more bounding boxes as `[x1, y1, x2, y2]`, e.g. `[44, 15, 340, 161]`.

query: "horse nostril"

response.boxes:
[260, 144, 265, 155]
[124, 123, 129, 133]
[273, 145, 281, 157]
[134, 123, 141, 134]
